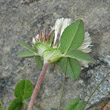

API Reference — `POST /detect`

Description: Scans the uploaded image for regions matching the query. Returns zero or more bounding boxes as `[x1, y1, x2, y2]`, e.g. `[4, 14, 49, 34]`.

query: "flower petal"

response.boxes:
[53, 18, 72, 44]
[78, 32, 92, 53]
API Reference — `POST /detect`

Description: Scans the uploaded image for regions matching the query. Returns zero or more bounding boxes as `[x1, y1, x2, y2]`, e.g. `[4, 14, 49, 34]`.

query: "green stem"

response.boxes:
[58, 74, 66, 110]
[0, 99, 4, 110]
[58, 59, 68, 110]
[83, 72, 110, 110]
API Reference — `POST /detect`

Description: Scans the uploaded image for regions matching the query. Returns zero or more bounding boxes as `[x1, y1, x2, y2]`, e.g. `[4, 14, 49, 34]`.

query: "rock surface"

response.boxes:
[0, 0, 110, 110]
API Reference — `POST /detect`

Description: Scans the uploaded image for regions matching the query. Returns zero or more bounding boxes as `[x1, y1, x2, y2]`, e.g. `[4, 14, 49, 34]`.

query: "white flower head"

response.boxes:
[53, 18, 72, 45]
[52, 18, 92, 67]
[78, 32, 92, 67]
[78, 32, 92, 53]
[32, 18, 93, 66]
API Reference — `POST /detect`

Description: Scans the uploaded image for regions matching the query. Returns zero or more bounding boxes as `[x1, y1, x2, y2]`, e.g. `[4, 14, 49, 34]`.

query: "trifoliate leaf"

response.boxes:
[35, 56, 43, 69]
[64, 98, 84, 110]
[66, 50, 95, 63]
[18, 51, 37, 58]
[19, 40, 36, 53]
[60, 20, 84, 54]
[15, 80, 33, 100]
[8, 97, 23, 110]
[60, 58, 81, 80]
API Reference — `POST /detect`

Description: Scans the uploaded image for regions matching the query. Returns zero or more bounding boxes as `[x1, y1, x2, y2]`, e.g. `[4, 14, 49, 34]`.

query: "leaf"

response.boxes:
[60, 20, 84, 54]
[19, 40, 36, 53]
[18, 51, 37, 58]
[15, 80, 33, 100]
[8, 97, 23, 110]
[66, 50, 95, 63]
[64, 98, 84, 110]
[60, 58, 81, 80]
[35, 56, 43, 69]
[49, 31, 54, 46]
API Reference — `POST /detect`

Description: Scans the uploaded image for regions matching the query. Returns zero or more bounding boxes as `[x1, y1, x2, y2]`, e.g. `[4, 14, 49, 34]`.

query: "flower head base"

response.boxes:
[34, 43, 49, 56]
[43, 48, 62, 63]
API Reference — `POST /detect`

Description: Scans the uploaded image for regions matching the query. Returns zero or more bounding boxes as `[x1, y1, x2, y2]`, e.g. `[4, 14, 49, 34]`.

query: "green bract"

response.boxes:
[34, 42, 50, 56]
[43, 48, 62, 63]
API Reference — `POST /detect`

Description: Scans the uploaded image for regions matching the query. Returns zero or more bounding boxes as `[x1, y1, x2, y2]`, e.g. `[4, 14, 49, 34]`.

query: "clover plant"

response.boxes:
[8, 18, 95, 110]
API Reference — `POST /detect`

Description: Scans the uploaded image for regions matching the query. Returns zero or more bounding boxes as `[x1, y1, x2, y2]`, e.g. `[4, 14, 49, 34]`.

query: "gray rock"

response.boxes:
[0, 0, 110, 110]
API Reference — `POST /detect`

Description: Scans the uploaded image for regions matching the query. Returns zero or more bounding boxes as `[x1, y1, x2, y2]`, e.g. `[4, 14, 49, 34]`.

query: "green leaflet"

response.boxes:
[64, 98, 84, 110]
[18, 51, 37, 58]
[15, 80, 33, 100]
[66, 50, 95, 63]
[8, 80, 33, 110]
[35, 56, 43, 69]
[60, 20, 84, 54]
[60, 58, 81, 80]
[19, 40, 36, 53]
[8, 97, 23, 110]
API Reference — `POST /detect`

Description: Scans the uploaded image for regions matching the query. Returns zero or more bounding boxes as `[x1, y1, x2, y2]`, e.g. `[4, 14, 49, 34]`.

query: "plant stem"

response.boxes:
[22, 105, 24, 110]
[58, 74, 66, 110]
[23, 101, 38, 110]
[83, 72, 110, 110]
[58, 59, 68, 110]
[0, 99, 3, 110]
[28, 63, 49, 110]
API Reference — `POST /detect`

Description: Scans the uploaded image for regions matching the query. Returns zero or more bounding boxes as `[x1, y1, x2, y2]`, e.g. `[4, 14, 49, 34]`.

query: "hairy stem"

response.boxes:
[28, 63, 49, 110]
[83, 72, 110, 110]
